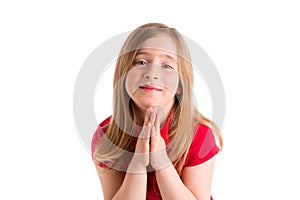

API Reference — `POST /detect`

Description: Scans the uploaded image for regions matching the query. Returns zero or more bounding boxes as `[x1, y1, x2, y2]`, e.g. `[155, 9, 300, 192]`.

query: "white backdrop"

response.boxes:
[1, 1, 299, 199]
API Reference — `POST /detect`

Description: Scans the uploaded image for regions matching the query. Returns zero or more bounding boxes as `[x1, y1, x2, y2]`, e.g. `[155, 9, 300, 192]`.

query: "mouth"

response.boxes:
[139, 84, 162, 91]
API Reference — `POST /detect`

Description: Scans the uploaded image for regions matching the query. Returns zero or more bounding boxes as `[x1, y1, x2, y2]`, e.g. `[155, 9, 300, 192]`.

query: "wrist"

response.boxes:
[150, 149, 172, 171]
[127, 153, 149, 173]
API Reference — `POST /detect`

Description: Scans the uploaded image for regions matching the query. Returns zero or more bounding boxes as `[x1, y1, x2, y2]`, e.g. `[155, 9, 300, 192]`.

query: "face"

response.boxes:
[125, 34, 180, 114]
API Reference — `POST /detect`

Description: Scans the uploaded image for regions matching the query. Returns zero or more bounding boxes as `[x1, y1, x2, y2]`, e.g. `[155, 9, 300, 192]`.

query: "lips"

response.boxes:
[139, 84, 162, 91]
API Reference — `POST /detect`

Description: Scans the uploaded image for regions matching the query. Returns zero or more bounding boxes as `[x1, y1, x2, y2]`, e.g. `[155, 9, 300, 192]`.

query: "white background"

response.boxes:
[1, 0, 299, 199]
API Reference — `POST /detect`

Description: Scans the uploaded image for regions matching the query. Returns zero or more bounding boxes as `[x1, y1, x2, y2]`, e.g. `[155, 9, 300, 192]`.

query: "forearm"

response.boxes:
[112, 172, 147, 200]
[155, 165, 196, 200]
[112, 157, 147, 200]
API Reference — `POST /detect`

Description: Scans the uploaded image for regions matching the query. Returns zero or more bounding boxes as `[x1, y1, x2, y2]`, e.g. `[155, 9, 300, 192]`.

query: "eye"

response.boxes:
[162, 64, 174, 70]
[135, 60, 148, 66]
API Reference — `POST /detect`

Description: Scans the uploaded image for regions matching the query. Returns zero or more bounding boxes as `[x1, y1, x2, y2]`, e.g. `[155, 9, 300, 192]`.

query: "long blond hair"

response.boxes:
[94, 23, 222, 175]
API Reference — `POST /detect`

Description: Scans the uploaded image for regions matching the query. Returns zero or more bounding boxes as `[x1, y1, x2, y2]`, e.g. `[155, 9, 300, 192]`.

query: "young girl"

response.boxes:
[92, 23, 222, 200]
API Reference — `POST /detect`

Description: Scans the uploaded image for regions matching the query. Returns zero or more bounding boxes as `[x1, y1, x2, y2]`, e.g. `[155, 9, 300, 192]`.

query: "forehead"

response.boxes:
[140, 35, 177, 54]
[138, 35, 177, 61]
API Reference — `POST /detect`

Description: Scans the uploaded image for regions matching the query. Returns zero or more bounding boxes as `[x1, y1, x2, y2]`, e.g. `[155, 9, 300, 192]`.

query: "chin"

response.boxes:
[139, 102, 160, 109]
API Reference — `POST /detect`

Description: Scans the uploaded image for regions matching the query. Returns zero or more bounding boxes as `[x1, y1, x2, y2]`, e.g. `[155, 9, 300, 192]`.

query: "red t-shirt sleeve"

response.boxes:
[91, 116, 112, 167]
[184, 124, 220, 167]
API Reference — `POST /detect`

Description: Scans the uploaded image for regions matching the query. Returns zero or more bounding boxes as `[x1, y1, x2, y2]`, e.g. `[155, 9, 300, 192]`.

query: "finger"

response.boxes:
[139, 122, 151, 139]
[151, 111, 160, 136]
[143, 108, 150, 126]
[140, 108, 153, 139]
[149, 110, 156, 127]
[150, 125, 157, 138]
[155, 111, 160, 132]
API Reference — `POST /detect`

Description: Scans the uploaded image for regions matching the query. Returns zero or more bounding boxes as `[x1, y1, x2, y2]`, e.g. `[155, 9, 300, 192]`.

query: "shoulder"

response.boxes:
[193, 123, 216, 144]
[184, 123, 220, 167]
[91, 116, 112, 155]
[99, 116, 113, 128]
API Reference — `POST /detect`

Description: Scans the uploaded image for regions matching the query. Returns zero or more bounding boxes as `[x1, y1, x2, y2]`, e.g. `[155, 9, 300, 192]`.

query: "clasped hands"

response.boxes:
[127, 106, 172, 173]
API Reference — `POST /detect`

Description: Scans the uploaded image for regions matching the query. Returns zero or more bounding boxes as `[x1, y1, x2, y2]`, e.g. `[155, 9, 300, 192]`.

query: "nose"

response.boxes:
[143, 64, 159, 80]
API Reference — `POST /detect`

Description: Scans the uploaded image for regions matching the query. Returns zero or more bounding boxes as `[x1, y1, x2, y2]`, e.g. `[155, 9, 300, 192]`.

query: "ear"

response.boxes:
[176, 85, 182, 94]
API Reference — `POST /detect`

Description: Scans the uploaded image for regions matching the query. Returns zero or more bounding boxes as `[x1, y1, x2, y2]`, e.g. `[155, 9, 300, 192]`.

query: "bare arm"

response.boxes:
[94, 163, 147, 200]
[94, 139, 149, 200]
[155, 157, 216, 200]
[94, 109, 155, 200]
[150, 108, 216, 200]
[94, 165, 124, 200]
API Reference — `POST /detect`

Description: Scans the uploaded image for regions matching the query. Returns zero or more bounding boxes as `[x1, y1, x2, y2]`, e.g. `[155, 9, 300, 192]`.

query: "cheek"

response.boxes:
[125, 69, 139, 96]
[163, 72, 179, 93]
[125, 75, 133, 96]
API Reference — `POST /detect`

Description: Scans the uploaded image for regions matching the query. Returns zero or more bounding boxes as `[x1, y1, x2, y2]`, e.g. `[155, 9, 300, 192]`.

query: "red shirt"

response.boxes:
[92, 116, 219, 200]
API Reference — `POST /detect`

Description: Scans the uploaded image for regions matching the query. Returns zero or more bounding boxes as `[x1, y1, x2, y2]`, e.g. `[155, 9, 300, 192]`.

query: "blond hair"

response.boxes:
[94, 23, 222, 175]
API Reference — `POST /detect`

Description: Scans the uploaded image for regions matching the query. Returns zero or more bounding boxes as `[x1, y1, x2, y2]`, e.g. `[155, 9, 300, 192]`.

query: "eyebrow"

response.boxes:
[136, 49, 178, 63]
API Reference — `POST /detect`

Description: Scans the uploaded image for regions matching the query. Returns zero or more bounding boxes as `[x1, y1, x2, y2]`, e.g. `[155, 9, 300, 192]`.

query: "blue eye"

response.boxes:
[162, 65, 174, 70]
[135, 61, 147, 66]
